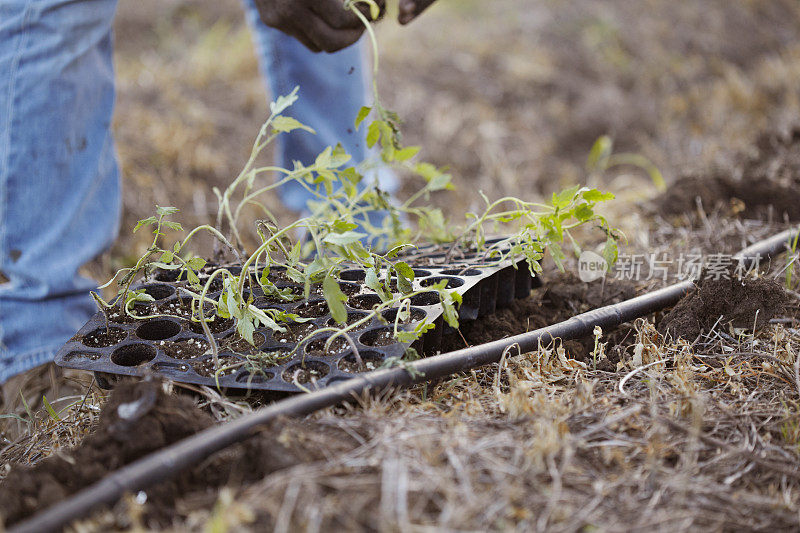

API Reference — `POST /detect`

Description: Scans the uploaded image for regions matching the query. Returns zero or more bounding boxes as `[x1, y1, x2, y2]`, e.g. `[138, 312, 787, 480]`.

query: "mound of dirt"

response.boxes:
[657, 126, 800, 220]
[658, 274, 789, 341]
[443, 272, 638, 367]
[656, 173, 800, 220]
[0, 381, 339, 528]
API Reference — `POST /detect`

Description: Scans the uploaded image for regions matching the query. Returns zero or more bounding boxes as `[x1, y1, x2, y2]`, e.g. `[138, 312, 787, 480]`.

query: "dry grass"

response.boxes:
[0, 384, 105, 478]
[4, 0, 800, 531]
[141, 318, 799, 531]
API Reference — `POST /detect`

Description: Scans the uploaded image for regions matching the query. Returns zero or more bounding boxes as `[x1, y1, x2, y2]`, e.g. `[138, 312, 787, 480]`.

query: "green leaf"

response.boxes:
[149, 262, 180, 271]
[163, 221, 184, 232]
[332, 219, 359, 233]
[386, 244, 416, 258]
[394, 262, 415, 280]
[395, 321, 435, 343]
[133, 217, 157, 233]
[438, 288, 462, 328]
[414, 162, 439, 181]
[340, 166, 362, 186]
[288, 239, 303, 263]
[329, 143, 352, 167]
[418, 208, 451, 242]
[323, 231, 367, 247]
[365, 267, 391, 302]
[0, 413, 29, 424]
[427, 172, 453, 192]
[574, 203, 594, 222]
[395, 271, 413, 294]
[316, 170, 337, 194]
[19, 391, 33, 421]
[549, 242, 566, 271]
[602, 236, 619, 267]
[582, 188, 615, 203]
[224, 282, 244, 320]
[315, 146, 332, 168]
[270, 86, 299, 115]
[186, 257, 207, 271]
[250, 307, 286, 333]
[394, 146, 420, 162]
[237, 316, 256, 346]
[355, 106, 372, 129]
[259, 267, 271, 286]
[551, 185, 581, 209]
[286, 266, 306, 284]
[323, 272, 348, 324]
[393, 262, 415, 294]
[366, 121, 381, 148]
[126, 289, 155, 306]
[216, 299, 231, 319]
[156, 205, 179, 216]
[159, 250, 174, 263]
[586, 135, 613, 172]
[272, 115, 316, 134]
[42, 395, 61, 422]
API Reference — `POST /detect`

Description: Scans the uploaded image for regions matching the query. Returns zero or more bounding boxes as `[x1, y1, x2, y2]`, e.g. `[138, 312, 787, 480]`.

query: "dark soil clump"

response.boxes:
[108, 304, 155, 324]
[187, 316, 233, 335]
[0, 381, 357, 528]
[442, 273, 638, 367]
[157, 297, 199, 319]
[192, 355, 243, 377]
[658, 274, 790, 341]
[81, 327, 127, 348]
[274, 322, 317, 344]
[161, 338, 209, 359]
[283, 361, 330, 384]
[294, 300, 329, 318]
[656, 173, 800, 220]
[657, 126, 800, 221]
[361, 328, 395, 347]
[305, 336, 350, 357]
[0, 381, 212, 526]
[339, 352, 382, 373]
[221, 332, 267, 355]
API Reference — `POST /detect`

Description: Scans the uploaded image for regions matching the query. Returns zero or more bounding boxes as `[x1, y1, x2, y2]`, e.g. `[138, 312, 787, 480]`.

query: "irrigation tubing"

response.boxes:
[10, 225, 799, 533]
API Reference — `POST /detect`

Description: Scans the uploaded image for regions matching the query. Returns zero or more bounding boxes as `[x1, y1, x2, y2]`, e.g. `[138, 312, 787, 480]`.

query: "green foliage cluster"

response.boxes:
[91, 1, 620, 386]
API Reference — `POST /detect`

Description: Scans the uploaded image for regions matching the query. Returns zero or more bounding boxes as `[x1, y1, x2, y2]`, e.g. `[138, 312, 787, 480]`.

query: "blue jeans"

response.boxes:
[0, 0, 395, 384]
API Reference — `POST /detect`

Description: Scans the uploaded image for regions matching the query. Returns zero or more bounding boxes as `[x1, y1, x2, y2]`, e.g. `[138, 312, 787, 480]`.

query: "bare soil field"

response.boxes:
[3, 0, 800, 531]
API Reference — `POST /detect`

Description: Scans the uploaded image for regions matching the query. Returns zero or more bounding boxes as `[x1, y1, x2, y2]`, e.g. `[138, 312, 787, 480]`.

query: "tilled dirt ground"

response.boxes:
[656, 127, 800, 221]
[658, 272, 791, 341]
[3, 0, 800, 531]
[2, 264, 799, 529]
[0, 381, 348, 527]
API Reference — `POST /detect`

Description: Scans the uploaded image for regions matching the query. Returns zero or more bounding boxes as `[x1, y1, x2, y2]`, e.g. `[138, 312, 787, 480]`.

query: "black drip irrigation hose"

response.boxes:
[10, 226, 799, 533]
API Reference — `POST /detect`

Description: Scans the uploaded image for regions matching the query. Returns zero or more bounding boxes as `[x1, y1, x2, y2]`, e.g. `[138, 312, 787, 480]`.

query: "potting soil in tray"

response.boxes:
[55, 244, 540, 393]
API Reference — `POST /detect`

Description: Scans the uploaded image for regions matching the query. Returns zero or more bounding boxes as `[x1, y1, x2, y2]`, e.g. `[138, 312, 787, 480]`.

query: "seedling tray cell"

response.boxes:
[55, 247, 539, 393]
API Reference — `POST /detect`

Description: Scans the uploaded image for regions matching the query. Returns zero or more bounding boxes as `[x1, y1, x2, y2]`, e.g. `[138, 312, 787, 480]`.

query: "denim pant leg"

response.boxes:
[0, 0, 120, 384]
[240, 0, 397, 213]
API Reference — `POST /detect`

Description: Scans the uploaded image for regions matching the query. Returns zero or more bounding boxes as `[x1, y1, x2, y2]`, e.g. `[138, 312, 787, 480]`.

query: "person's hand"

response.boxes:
[398, 0, 437, 24]
[254, 0, 386, 53]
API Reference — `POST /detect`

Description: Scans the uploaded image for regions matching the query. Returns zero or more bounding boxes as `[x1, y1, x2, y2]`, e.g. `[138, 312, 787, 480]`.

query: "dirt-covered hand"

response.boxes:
[398, 0, 437, 24]
[254, 0, 386, 53]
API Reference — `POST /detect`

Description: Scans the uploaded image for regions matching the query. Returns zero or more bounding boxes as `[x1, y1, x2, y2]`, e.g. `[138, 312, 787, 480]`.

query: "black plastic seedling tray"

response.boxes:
[55, 244, 540, 393]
